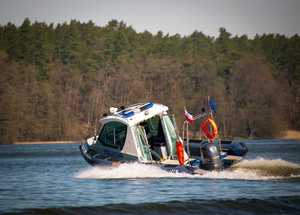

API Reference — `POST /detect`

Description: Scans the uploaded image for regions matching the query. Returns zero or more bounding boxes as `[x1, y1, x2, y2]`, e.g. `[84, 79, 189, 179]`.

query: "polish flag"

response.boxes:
[184, 109, 195, 124]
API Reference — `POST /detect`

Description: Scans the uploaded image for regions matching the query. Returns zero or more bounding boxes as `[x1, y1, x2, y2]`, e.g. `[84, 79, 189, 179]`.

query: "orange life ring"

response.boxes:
[200, 117, 218, 143]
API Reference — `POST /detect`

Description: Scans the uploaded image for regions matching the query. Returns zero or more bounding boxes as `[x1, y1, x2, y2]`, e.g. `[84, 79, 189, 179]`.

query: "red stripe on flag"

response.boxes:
[184, 109, 195, 124]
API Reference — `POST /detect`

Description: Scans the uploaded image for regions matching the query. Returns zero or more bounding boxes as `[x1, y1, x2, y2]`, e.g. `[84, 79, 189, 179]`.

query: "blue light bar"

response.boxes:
[140, 102, 153, 111]
[120, 110, 134, 118]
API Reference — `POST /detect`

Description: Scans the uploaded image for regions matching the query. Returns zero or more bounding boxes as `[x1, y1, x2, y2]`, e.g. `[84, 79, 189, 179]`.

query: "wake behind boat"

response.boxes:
[79, 102, 248, 174]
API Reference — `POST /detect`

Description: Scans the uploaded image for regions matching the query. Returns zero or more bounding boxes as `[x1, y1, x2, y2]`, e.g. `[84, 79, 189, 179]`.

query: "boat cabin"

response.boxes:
[86, 102, 180, 164]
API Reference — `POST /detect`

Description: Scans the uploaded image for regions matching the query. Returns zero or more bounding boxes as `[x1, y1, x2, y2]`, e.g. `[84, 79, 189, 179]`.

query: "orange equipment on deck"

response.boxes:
[200, 117, 218, 143]
[176, 139, 185, 165]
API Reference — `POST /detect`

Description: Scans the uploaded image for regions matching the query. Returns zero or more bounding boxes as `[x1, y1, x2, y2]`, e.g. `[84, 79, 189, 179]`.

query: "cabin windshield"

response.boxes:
[135, 114, 177, 161]
[161, 115, 177, 157]
[143, 115, 166, 146]
[97, 121, 127, 150]
[135, 126, 153, 162]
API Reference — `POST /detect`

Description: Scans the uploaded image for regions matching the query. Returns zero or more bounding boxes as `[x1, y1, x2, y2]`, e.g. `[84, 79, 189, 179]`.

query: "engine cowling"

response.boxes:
[201, 143, 222, 170]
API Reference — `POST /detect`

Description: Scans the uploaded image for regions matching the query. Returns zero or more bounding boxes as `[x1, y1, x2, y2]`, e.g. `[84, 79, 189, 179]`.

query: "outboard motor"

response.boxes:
[201, 143, 222, 170]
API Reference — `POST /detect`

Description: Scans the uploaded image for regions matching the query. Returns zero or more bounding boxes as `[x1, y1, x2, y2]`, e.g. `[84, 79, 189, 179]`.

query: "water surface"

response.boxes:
[0, 140, 300, 214]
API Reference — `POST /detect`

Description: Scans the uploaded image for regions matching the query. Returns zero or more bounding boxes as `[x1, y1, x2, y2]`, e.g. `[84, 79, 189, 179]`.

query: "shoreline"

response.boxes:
[11, 130, 300, 145]
[13, 140, 81, 145]
[278, 130, 300, 141]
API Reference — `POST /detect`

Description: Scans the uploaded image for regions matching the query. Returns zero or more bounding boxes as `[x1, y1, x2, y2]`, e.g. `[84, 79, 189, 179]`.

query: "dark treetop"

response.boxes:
[0, 19, 299, 143]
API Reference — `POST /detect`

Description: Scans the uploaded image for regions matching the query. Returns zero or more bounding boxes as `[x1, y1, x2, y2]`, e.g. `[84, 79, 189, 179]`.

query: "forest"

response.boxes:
[0, 18, 299, 143]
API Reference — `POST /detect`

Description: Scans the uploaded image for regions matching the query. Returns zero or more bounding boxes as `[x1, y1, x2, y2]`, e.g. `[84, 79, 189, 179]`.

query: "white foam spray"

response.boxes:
[75, 162, 192, 179]
[75, 158, 300, 181]
[231, 158, 300, 177]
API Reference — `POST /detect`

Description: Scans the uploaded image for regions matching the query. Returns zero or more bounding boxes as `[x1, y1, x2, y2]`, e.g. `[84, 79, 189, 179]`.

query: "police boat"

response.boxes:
[79, 102, 248, 174]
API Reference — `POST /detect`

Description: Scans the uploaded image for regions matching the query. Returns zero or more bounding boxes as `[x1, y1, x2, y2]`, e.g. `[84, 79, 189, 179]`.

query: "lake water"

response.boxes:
[0, 140, 300, 215]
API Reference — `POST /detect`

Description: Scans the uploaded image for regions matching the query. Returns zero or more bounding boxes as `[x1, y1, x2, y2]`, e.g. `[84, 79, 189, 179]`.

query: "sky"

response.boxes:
[0, 0, 299, 38]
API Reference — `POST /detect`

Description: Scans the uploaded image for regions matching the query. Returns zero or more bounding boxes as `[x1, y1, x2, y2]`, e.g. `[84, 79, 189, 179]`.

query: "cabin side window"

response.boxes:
[98, 121, 127, 150]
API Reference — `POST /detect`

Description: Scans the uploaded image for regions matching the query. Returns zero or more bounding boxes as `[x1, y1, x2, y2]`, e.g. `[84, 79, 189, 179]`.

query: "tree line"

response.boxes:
[0, 18, 299, 143]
